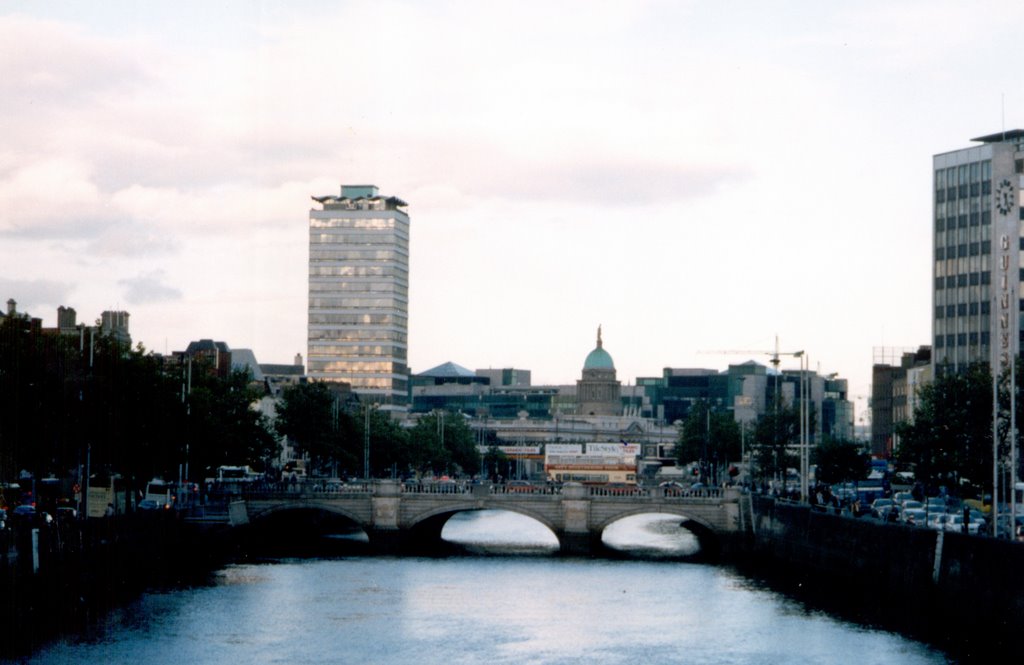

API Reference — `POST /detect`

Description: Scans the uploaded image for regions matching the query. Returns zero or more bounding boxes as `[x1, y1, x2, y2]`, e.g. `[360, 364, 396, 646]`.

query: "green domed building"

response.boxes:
[577, 326, 622, 416]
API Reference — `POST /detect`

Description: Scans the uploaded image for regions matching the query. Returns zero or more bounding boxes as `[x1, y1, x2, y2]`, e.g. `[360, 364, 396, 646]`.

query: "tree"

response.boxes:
[751, 400, 801, 484]
[186, 365, 279, 479]
[481, 445, 508, 482]
[895, 362, 993, 496]
[814, 438, 870, 485]
[675, 400, 741, 483]
[275, 382, 356, 474]
[407, 411, 480, 476]
[356, 406, 410, 478]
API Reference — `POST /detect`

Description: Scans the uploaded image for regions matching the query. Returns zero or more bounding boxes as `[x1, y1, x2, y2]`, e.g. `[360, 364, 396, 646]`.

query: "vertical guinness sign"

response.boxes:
[993, 177, 1018, 374]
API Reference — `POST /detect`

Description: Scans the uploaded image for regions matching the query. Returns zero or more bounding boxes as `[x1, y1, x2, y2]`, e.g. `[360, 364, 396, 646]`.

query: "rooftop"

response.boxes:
[971, 129, 1024, 143]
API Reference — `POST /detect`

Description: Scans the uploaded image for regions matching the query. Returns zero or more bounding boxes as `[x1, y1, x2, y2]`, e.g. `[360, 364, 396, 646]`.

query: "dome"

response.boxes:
[583, 347, 615, 370]
[582, 325, 615, 370]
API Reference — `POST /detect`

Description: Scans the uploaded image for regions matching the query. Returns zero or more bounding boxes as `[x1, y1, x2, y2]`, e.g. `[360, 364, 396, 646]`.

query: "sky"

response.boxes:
[2, 0, 1023, 426]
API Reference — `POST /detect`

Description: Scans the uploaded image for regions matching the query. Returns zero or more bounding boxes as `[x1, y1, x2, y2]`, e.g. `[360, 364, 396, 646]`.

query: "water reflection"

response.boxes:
[441, 510, 703, 558]
[28, 557, 948, 665]
[441, 510, 559, 554]
[602, 514, 701, 557]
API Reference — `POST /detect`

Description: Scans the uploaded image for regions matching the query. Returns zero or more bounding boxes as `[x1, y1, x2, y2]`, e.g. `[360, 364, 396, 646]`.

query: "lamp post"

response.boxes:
[792, 351, 808, 504]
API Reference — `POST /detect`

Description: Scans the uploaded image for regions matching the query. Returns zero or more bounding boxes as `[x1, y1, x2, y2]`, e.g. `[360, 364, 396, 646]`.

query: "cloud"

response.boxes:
[118, 271, 182, 305]
[0, 277, 75, 314]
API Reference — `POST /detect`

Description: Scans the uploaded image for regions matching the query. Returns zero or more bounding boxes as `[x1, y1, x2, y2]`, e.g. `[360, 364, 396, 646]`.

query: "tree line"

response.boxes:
[0, 314, 483, 505]
[675, 361, 1024, 499]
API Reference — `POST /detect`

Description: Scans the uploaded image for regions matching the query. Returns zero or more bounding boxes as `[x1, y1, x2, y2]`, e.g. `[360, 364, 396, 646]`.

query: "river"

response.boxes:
[22, 511, 950, 664]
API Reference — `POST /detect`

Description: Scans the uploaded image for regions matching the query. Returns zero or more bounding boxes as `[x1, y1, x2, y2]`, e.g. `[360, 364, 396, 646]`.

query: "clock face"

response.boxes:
[995, 178, 1015, 216]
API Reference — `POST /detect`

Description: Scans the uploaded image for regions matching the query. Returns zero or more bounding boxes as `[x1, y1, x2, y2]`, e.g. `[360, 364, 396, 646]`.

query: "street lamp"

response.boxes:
[792, 351, 809, 504]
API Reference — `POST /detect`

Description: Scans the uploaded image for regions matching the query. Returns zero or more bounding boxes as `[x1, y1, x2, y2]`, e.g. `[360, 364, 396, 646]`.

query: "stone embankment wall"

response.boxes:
[0, 513, 230, 660]
[749, 496, 1024, 655]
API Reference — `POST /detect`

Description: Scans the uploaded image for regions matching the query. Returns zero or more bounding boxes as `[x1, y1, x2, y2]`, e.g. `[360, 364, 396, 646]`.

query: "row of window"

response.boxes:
[309, 249, 409, 261]
[310, 232, 409, 247]
[307, 329, 408, 343]
[309, 266, 408, 278]
[935, 301, 992, 319]
[935, 241, 991, 260]
[309, 314, 408, 328]
[309, 281, 404, 293]
[935, 180, 992, 203]
[309, 296, 408, 308]
[935, 272, 992, 289]
[935, 161, 992, 190]
[309, 217, 406, 230]
[934, 332, 990, 348]
[935, 210, 992, 230]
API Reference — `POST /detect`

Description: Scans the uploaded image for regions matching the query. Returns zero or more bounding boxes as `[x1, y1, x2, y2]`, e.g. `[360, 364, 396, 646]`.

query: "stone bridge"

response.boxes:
[223, 481, 748, 557]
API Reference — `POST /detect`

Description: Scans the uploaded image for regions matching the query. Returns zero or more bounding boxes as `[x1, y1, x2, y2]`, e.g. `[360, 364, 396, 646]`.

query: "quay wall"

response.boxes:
[747, 496, 1024, 655]
[0, 513, 231, 660]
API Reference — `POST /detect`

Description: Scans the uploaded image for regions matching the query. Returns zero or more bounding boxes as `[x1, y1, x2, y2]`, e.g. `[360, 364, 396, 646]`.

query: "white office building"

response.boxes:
[308, 184, 410, 409]
[932, 131, 1023, 377]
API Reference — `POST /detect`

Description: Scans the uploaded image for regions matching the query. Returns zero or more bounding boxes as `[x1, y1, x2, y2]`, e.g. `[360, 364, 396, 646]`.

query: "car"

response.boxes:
[943, 514, 983, 535]
[137, 499, 161, 511]
[870, 498, 894, 518]
[893, 491, 914, 504]
[901, 508, 927, 526]
[506, 480, 534, 493]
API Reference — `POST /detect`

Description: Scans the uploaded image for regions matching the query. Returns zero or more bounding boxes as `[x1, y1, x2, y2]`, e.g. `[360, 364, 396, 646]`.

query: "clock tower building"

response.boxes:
[932, 131, 1024, 376]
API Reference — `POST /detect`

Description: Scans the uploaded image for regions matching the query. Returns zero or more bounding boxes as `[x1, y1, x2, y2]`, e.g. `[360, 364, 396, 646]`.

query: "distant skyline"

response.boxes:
[3, 1, 1024, 423]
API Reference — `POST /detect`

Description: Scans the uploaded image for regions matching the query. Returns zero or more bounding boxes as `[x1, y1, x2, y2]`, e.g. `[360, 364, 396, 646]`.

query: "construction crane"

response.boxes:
[699, 335, 804, 370]
[700, 336, 810, 503]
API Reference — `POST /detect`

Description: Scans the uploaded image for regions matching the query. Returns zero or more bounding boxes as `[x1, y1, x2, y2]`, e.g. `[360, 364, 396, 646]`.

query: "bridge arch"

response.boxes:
[596, 508, 722, 559]
[403, 504, 561, 553]
[248, 500, 368, 527]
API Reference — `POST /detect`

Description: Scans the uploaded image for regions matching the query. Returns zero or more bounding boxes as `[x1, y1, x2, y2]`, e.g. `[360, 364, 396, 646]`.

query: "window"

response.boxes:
[970, 272, 980, 286]
[957, 333, 967, 346]
[969, 332, 979, 345]
[936, 336, 945, 348]
[969, 243, 979, 256]
[957, 274, 968, 287]
[970, 302, 979, 315]
[946, 304, 956, 317]
[981, 301, 991, 314]
[947, 276, 957, 288]
[936, 277, 945, 290]
[981, 240, 991, 255]
[957, 303, 967, 317]
[981, 331, 990, 345]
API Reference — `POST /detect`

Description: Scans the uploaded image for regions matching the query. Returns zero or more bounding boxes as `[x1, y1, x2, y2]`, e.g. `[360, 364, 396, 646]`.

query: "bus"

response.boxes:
[544, 453, 637, 485]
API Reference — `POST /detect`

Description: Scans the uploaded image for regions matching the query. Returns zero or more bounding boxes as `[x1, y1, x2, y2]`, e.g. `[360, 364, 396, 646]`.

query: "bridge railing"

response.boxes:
[489, 483, 562, 496]
[400, 482, 471, 495]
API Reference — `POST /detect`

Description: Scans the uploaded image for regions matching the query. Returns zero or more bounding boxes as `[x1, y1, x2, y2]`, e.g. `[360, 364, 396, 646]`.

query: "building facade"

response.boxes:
[576, 327, 622, 416]
[932, 131, 1023, 375]
[308, 185, 410, 410]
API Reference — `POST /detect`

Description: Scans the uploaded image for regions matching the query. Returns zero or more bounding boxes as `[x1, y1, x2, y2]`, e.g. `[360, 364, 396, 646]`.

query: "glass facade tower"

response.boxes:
[308, 185, 409, 409]
[932, 131, 1024, 376]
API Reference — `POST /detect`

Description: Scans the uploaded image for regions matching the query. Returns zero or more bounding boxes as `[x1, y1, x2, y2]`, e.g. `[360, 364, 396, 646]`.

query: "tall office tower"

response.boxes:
[933, 131, 1023, 377]
[308, 185, 410, 410]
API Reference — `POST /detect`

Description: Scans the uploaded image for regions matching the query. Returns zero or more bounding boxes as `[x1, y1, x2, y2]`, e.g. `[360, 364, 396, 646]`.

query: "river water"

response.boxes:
[24, 511, 950, 665]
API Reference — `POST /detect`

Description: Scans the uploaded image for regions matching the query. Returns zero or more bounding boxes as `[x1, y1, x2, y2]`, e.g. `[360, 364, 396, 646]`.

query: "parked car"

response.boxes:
[870, 498, 894, 519]
[901, 508, 927, 526]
